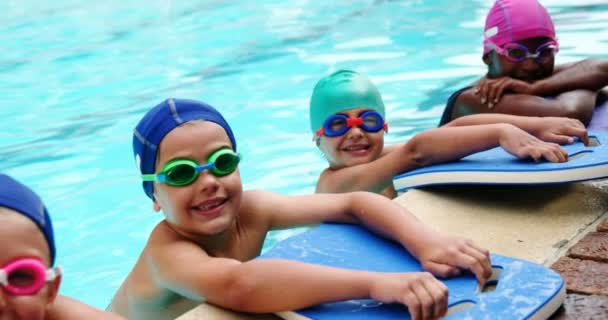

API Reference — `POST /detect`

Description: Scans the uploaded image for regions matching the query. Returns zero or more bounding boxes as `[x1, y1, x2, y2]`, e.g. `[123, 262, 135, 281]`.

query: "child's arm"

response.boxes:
[317, 124, 568, 194]
[147, 230, 448, 318]
[48, 295, 126, 320]
[532, 59, 608, 95]
[452, 87, 596, 124]
[261, 190, 491, 284]
[443, 113, 589, 145]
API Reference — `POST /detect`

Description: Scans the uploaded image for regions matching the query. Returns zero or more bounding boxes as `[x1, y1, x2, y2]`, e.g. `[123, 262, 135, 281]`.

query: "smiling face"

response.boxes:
[485, 37, 555, 82]
[153, 121, 243, 238]
[318, 108, 385, 169]
[0, 208, 60, 320]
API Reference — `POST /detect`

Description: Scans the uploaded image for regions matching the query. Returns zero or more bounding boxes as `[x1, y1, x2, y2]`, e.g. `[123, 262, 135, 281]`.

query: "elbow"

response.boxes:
[403, 135, 432, 168]
[562, 105, 593, 126]
[222, 271, 260, 313]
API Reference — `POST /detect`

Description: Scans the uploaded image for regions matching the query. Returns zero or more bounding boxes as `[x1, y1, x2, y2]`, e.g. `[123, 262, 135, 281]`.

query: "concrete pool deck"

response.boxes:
[178, 181, 608, 319]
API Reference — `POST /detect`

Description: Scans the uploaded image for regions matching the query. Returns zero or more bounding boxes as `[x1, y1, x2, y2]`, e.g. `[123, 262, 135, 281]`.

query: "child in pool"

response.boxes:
[108, 98, 492, 320]
[439, 0, 608, 127]
[310, 70, 589, 198]
[0, 174, 124, 320]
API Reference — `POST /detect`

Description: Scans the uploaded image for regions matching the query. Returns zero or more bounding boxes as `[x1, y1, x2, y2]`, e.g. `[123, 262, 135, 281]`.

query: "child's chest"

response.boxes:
[221, 226, 268, 261]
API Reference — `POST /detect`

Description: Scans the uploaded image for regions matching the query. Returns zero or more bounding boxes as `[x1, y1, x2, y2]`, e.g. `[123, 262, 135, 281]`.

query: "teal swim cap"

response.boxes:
[309, 70, 385, 134]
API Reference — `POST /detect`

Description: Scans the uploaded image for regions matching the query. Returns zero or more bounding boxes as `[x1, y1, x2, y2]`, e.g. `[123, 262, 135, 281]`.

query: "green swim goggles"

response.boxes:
[141, 148, 240, 186]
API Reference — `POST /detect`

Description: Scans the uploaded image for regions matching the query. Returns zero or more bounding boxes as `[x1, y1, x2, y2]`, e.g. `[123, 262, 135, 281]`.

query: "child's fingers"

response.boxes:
[423, 279, 449, 319]
[494, 82, 506, 103]
[460, 245, 493, 283]
[541, 148, 560, 163]
[487, 84, 498, 109]
[479, 83, 489, 104]
[412, 280, 436, 320]
[465, 240, 490, 259]
[402, 291, 422, 320]
[423, 261, 461, 278]
[525, 148, 542, 162]
[550, 134, 574, 145]
[570, 128, 590, 146]
[449, 253, 488, 287]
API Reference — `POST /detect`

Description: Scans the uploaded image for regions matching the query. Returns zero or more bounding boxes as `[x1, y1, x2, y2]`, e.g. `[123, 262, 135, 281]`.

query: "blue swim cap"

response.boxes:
[133, 98, 237, 200]
[0, 174, 56, 266]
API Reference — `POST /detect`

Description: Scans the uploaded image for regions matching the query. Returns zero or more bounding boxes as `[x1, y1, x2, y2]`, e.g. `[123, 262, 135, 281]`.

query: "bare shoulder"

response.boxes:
[315, 167, 338, 193]
[451, 88, 486, 118]
[48, 295, 125, 320]
[110, 222, 185, 310]
[239, 190, 281, 227]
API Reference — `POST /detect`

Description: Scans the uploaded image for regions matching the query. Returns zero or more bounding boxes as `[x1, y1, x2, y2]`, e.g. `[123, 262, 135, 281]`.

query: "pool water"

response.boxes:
[1, 0, 607, 309]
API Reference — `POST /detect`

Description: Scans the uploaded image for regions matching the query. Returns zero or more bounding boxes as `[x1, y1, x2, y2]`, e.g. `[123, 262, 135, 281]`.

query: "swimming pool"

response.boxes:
[1, 0, 607, 309]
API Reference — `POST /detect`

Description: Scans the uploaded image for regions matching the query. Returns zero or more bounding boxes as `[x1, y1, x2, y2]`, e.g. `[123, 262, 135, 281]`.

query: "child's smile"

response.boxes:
[190, 197, 228, 219]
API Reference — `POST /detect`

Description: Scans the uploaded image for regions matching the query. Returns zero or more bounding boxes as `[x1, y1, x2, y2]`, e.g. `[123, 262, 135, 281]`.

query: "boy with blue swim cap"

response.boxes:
[0, 174, 124, 320]
[110, 98, 495, 320]
[310, 69, 589, 198]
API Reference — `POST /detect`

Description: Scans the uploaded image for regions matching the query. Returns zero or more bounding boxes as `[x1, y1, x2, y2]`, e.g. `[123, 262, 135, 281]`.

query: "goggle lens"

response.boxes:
[500, 42, 558, 63]
[166, 163, 197, 186]
[7, 267, 37, 289]
[0, 258, 59, 296]
[319, 111, 386, 138]
[142, 148, 240, 187]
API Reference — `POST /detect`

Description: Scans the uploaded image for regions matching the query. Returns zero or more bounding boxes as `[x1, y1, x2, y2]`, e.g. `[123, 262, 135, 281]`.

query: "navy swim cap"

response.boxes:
[0, 174, 56, 266]
[133, 98, 237, 199]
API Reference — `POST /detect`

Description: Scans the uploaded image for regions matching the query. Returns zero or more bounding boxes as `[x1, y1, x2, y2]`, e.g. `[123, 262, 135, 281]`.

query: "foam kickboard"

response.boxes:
[259, 223, 565, 320]
[393, 131, 608, 192]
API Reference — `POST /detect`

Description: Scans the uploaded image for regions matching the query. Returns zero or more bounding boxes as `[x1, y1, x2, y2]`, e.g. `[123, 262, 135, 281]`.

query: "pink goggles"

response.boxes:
[491, 41, 559, 63]
[0, 258, 61, 295]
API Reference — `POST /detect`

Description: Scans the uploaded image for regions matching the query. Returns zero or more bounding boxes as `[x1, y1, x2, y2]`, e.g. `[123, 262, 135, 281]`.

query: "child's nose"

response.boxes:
[195, 170, 220, 194]
[347, 126, 364, 138]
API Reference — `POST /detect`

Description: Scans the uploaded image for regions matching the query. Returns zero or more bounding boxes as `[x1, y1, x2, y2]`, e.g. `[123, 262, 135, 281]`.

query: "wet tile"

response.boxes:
[550, 294, 608, 319]
[567, 232, 608, 262]
[551, 257, 608, 295]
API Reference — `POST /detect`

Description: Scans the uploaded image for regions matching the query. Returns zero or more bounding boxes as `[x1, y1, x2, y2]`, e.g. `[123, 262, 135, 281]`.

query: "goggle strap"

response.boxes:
[346, 117, 363, 127]
[140, 174, 157, 182]
[46, 266, 62, 282]
[194, 162, 216, 173]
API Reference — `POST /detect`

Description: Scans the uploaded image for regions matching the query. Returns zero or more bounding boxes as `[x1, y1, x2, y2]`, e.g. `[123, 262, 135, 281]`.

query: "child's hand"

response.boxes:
[417, 236, 492, 287]
[498, 124, 568, 162]
[531, 117, 589, 146]
[370, 272, 448, 320]
[474, 76, 533, 108]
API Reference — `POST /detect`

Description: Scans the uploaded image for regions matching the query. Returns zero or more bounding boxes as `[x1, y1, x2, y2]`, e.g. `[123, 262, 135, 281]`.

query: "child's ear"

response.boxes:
[482, 53, 491, 65]
[47, 273, 61, 303]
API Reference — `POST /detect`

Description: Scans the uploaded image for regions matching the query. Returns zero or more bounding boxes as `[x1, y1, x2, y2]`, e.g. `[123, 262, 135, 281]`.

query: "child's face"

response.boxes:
[318, 108, 385, 169]
[153, 121, 243, 237]
[0, 208, 60, 320]
[486, 37, 555, 82]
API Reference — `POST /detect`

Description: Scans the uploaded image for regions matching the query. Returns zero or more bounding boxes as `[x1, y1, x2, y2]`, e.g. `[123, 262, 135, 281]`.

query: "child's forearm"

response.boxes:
[404, 125, 506, 168]
[532, 59, 608, 95]
[216, 259, 374, 313]
[444, 114, 539, 131]
[343, 192, 442, 258]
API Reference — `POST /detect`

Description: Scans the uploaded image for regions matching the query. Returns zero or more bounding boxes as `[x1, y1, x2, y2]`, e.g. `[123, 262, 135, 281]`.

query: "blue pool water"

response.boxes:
[1, 0, 607, 309]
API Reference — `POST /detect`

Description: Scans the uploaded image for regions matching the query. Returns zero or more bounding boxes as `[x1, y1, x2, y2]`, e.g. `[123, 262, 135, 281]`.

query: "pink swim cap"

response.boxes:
[483, 0, 557, 54]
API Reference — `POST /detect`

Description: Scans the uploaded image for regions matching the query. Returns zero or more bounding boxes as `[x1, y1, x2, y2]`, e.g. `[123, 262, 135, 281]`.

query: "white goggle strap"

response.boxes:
[45, 266, 63, 282]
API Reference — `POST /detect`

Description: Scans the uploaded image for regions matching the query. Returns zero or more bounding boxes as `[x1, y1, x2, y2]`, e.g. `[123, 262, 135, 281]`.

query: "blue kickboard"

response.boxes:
[260, 224, 565, 320]
[393, 131, 608, 192]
